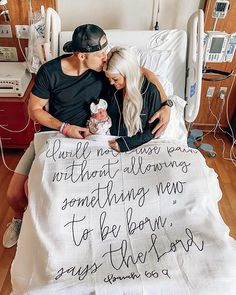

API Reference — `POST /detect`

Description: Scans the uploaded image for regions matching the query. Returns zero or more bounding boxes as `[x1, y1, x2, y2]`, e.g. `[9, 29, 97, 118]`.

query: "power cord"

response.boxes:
[0, 137, 17, 172]
[17, 33, 34, 73]
[203, 75, 236, 166]
[0, 114, 31, 133]
[0, 102, 33, 172]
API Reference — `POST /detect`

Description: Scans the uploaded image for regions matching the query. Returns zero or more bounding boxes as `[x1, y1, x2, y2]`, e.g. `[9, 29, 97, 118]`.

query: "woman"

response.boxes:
[104, 46, 167, 152]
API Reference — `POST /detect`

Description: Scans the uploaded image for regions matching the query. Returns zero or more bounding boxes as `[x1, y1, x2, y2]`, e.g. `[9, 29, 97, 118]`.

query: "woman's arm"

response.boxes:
[110, 125, 154, 152]
[140, 67, 171, 138]
[109, 84, 161, 152]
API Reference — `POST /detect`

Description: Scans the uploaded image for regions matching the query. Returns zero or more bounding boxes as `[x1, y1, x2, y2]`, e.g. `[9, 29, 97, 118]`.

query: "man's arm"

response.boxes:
[141, 67, 171, 138]
[28, 93, 88, 139]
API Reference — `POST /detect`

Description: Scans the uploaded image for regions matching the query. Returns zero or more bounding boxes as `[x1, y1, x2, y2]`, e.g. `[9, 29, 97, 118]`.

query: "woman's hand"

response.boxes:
[149, 105, 171, 138]
[108, 140, 120, 152]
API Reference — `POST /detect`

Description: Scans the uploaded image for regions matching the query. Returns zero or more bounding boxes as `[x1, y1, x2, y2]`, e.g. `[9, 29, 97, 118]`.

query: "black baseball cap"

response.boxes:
[63, 24, 107, 53]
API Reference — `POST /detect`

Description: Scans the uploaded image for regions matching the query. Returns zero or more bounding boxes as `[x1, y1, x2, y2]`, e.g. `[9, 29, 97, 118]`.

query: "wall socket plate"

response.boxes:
[0, 25, 12, 38]
[0, 47, 18, 61]
[206, 86, 215, 97]
[219, 86, 227, 94]
[15, 25, 30, 39]
[218, 87, 228, 99]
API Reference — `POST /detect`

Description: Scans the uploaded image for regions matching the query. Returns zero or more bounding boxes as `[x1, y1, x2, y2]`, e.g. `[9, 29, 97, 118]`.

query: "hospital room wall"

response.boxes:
[0, 0, 203, 60]
[195, 0, 236, 129]
[55, 0, 205, 31]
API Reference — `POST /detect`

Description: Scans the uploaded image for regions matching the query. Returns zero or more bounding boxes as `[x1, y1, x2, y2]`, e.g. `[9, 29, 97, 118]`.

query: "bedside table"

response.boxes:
[0, 79, 37, 149]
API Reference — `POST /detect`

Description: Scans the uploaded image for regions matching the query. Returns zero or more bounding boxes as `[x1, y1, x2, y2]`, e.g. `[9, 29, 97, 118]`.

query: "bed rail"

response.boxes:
[185, 9, 204, 123]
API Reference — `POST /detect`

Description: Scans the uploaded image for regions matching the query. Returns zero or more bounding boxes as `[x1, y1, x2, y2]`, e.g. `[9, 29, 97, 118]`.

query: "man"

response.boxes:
[2, 24, 172, 248]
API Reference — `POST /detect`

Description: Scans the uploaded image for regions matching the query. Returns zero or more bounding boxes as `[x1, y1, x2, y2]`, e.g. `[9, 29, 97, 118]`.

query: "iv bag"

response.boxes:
[27, 6, 46, 73]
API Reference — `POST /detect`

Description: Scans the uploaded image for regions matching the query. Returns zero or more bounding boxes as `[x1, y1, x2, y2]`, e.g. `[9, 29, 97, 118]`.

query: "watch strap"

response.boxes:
[161, 99, 173, 108]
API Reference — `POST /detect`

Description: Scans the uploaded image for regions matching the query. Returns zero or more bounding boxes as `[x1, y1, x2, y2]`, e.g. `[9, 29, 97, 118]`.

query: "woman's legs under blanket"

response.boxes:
[3, 141, 35, 248]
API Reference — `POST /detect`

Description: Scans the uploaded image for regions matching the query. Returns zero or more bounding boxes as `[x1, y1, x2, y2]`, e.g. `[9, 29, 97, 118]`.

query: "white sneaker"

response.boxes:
[2, 218, 22, 248]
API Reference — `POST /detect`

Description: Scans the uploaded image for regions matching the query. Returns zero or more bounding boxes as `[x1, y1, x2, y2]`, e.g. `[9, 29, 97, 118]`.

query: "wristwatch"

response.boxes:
[161, 99, 173, 108]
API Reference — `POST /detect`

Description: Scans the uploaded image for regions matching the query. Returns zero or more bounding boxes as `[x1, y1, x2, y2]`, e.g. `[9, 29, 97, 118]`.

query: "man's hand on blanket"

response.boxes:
[63, 125, 90, 139]
[82, 128, 92, 138]
[149, 105, 171, 138]
[109, 140, 120, 152]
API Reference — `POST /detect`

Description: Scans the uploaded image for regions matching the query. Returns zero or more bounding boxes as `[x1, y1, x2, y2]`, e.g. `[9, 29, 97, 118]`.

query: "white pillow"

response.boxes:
[155, 75, 173, 97]
[134, 48, 174, 96]
[158, 95, 188, 142]
[108, 45, 173, 96]
[137, 50, 174, 98]
[135, 48, 172, 78]
[109, 45, 172, 78]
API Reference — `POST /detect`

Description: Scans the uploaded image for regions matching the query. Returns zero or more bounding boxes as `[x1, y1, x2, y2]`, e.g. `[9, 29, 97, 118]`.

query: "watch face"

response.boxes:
[166, 99, 173, 107]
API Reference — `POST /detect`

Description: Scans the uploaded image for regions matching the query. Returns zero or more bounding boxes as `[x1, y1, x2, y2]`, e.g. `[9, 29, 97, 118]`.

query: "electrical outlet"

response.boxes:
[15, 25, 29, 39]
[0, 25, 12, 38]
[206, 86, 215, 97]
[218, 87, 228, 99]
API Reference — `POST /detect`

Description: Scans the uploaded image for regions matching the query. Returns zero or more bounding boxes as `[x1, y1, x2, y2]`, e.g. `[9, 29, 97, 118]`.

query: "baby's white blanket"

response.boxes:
[11, 132, 236, 295]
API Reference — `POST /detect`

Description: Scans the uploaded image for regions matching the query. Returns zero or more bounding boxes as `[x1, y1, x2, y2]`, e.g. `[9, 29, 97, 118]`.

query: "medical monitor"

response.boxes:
[212, 0, 229, 19]
[209, 37, 225, 53]
[204, 31, 228, 62]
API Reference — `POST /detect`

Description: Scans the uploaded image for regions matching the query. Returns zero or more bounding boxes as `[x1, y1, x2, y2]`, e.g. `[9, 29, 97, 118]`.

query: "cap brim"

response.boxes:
[63, 41, 73, 53]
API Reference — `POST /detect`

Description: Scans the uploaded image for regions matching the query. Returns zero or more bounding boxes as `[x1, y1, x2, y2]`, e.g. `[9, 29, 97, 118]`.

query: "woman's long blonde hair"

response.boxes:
[105, 47, 143, 136]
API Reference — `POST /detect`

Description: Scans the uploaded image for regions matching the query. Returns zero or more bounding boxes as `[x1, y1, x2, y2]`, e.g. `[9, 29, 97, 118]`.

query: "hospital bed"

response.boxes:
[58, 10, 203, 124]
[10, 9, 236, 295]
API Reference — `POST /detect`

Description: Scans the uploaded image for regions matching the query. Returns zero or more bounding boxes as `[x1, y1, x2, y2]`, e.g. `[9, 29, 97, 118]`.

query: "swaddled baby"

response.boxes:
[87, 99, 112, 135]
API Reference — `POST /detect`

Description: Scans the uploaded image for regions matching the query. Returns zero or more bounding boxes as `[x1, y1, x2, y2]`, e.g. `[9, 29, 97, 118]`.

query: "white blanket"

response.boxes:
[11, 132, 236, 295]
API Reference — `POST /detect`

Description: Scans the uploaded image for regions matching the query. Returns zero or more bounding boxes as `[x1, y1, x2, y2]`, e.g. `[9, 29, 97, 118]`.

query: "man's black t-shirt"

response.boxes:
[32, 54, 107, 131]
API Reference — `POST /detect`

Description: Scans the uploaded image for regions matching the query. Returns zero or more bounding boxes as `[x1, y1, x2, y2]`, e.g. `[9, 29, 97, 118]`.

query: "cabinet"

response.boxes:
[0, 79, 36, 149]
